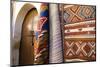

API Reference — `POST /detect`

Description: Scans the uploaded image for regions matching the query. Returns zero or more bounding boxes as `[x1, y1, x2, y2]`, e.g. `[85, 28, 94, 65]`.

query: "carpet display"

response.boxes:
[11, 1, 96, 66]
[61, 4, 96, 62]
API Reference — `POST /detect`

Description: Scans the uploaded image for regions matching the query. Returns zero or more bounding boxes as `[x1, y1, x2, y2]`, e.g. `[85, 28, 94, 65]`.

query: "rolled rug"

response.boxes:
[33, 3, 49, 64]
[49, 4, 63, 63]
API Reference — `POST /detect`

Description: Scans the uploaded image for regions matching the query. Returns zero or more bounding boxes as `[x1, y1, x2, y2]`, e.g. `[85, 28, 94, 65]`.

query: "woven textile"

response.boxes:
[33, 3, 49, 64]
[62, 5, 96, 62]
[49, 4, 63, 63]
[63, 5, 95, 23]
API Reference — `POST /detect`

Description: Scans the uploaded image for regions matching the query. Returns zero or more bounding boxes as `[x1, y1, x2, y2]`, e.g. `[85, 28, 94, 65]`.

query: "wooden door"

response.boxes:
[19, 8, 38, 65]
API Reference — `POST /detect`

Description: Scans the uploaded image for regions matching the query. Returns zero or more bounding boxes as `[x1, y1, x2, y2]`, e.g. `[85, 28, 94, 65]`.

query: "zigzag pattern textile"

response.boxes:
[62, 5, 96, 62]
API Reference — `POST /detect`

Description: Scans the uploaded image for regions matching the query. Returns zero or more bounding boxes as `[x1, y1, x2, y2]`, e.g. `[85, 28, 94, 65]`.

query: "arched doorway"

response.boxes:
[19, 8, 38, 65]
[12, 3, 38, 65]
[12, 3, 49, 65]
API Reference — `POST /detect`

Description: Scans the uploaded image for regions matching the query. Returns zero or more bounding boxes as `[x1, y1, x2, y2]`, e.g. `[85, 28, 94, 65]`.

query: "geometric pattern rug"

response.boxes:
[61, 4, 96, 62]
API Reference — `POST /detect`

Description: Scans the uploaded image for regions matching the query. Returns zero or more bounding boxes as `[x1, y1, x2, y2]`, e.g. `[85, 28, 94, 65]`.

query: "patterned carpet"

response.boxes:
[61, 4, 96, 62]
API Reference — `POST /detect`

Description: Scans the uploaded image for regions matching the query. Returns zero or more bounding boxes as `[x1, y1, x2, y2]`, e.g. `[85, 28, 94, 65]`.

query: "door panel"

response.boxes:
[19, 8, 38, 65]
